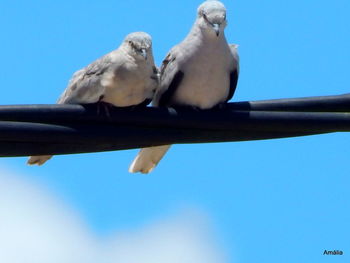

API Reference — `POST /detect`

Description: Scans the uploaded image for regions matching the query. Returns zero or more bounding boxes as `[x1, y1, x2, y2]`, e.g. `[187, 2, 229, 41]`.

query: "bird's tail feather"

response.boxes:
[27, 155, 53, 166]
[129, 145, 171, 174]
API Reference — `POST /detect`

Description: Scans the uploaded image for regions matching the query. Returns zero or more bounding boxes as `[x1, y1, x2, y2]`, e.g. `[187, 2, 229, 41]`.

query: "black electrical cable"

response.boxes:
[1, 93, 349, 157]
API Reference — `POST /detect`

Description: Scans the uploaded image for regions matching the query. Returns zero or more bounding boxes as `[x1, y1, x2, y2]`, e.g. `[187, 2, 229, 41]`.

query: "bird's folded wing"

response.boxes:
[229, 44, 240, 73]
[57, 53, 115, 104]
[154, 48, 182, 107]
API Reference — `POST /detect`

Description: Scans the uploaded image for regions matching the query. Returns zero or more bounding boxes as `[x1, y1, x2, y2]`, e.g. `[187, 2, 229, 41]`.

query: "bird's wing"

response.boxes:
[229, 44, 240, 73]
[226, 44, 240, 102]
[57, 53, 115, 104]
[154, 48, 184, 107]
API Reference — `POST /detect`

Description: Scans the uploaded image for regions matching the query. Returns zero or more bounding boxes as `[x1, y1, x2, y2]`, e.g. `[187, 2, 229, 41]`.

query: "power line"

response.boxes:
[1, 93, 350, 157]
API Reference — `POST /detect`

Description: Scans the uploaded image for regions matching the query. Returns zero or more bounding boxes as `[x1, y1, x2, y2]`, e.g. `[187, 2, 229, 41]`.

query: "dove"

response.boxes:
[28, 32, 159, 166]
[129, 0, 239, 174]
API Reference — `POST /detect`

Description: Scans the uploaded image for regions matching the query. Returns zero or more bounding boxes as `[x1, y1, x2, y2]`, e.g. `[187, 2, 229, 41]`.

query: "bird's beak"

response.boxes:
[212, 23, 220, 36]
[141, 49, 147, 60]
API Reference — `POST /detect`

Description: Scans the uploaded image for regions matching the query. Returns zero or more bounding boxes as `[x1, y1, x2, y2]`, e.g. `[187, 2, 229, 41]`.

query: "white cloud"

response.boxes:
[0, 168, 227, 263]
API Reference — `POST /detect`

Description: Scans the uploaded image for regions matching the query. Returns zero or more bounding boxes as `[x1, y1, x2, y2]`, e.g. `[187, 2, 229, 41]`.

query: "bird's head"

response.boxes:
[197, 0, 227, 37]
[123, 32, 153, 60]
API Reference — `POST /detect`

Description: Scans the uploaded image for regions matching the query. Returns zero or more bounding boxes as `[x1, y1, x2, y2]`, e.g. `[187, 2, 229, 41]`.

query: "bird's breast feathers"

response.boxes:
[168, 41, 233, 109]
[102, 60, 156, 107]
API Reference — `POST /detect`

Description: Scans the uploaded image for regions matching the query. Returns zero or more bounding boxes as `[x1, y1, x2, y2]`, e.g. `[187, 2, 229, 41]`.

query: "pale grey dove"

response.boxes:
[28, 32, 159, 166]
[129, 0, 239, 174]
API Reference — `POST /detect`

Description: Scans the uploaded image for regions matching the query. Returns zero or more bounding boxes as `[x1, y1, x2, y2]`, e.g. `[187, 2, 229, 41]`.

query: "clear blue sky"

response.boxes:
[0, 0, 349, 262]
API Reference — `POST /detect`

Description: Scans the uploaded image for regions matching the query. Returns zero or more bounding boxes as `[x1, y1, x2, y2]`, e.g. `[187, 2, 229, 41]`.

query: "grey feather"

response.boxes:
[58, 54, 113, 104]
[229, 44, 240, 74]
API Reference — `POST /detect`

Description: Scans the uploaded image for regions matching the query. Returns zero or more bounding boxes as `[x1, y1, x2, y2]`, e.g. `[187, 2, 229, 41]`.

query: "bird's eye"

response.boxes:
[129, 41, 138, 50]
[203, 13, 213, 25]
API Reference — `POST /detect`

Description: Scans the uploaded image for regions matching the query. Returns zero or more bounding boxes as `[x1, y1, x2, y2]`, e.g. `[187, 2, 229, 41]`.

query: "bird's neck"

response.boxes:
[120, 46, 137, 62]
[189, 21, 226, 43]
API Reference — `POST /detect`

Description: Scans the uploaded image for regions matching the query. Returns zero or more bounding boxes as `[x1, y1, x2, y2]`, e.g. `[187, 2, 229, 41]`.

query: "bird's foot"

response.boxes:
[130, 98, 152, 111]
[97, 101, 114, 117]
[172, 105, 201, 112]
[212, 102, 229, 111]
